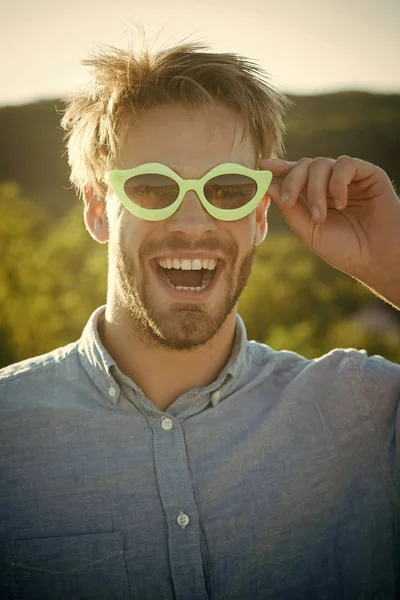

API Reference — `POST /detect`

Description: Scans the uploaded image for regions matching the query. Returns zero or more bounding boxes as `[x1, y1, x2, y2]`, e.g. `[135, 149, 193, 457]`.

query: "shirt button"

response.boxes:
[108, 386, 117, 397]
[177, 511, 190, 529]
[211, 389, 221, 403]
[161, 417, 173, 431]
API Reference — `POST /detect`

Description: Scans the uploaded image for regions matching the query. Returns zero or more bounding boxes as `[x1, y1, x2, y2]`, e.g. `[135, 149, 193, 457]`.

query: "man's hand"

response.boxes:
[259, 156, 400, 306]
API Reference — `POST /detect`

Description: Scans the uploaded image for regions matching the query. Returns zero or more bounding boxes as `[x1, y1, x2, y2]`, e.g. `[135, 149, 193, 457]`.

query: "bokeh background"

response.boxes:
[1, 0, 400, 368]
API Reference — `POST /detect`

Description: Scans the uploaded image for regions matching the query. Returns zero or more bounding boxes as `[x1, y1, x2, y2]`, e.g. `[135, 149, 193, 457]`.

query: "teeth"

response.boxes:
[165, 280, 211, 291]
[172, 283, 210, 291]
[181, 259, 192, 271]
[158, 258, 217, 270]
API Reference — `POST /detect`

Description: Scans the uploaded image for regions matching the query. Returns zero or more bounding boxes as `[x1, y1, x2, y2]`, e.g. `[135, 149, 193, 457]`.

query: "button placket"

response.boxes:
[161, 416, 174, 431]
[108, 386, 117, 398]
[153, 409, 208, 598]
[177, 511, 190, 529]
[210, 389, 221, 403]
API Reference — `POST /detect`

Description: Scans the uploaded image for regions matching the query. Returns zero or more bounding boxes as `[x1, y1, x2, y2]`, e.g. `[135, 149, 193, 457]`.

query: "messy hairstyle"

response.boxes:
[60, 33, 294, 202]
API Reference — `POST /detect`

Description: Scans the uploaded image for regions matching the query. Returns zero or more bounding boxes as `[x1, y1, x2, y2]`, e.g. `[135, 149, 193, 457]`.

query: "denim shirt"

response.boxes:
[1, 305, 400, 600]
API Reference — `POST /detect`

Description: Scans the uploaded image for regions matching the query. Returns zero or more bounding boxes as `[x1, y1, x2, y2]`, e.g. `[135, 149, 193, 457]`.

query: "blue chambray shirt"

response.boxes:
[1, 304, 400, 599]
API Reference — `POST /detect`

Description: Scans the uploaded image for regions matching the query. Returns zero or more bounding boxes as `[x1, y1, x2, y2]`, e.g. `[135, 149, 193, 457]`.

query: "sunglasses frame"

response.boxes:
[102, 163, 273, 222]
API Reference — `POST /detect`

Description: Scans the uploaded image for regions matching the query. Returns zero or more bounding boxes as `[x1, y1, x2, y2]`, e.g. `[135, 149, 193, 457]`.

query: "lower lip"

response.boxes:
[150, 261, 224, 302]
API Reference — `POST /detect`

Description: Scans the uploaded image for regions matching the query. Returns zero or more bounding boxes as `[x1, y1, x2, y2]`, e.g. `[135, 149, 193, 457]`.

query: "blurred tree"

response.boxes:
[1, 92, 399, 368]
[1, 185, 399, 367]
[0, 184, 107, 366]
[0, 182, 50, 366]
[25, 204, 107, 354]
[0, 100, 76, 218]
[239, 233, 400, 364]
[0, 92, 398, 226]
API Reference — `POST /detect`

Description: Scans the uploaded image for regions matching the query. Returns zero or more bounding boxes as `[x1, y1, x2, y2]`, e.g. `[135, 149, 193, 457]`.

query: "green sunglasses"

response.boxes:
[102, 163, 273, 222]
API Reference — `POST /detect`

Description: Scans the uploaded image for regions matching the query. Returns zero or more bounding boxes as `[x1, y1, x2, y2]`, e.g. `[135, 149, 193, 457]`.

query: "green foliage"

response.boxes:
[0, 184, 107, 366]
[1, 184, 399, 368]
[1, 92, 400, 367]
[239, 233, 400, 363]
[0, 93, 399, 228]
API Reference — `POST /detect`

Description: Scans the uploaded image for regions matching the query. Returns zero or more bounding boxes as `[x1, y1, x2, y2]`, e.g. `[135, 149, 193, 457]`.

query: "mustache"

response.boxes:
[140, 236, 237, 261]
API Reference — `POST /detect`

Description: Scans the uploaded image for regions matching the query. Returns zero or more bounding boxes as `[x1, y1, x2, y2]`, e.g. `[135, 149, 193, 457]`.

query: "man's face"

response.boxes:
[106, 101, 267, 350]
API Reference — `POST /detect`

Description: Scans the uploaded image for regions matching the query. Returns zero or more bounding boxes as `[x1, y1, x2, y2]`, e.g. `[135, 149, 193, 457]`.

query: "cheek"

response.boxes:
[249, 214, 257, 241]
[233, 215, 256, 249]
[108, 208, 145, 251]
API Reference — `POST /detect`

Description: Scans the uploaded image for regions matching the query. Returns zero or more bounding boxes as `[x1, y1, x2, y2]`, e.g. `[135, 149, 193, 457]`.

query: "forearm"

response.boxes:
[357, 264, 400, 311]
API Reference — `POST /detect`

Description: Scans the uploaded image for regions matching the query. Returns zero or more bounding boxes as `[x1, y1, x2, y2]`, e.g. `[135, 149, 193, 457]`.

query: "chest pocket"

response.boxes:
[7, 531, 131, 600]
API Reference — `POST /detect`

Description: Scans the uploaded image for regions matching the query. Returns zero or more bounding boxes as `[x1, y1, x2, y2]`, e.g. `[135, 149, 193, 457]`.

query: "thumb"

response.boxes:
[275, 198, 316, 249]
[259, 158, 297, 205]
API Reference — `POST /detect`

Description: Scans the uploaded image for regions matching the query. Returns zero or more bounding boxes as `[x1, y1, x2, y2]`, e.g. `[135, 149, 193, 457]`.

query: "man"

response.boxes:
[1, 39, 399, 600]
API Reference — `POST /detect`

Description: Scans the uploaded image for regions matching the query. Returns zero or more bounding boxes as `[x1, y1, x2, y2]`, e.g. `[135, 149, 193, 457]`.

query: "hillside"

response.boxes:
[1, 91, 399, 367]
[0, 91, 399, 228]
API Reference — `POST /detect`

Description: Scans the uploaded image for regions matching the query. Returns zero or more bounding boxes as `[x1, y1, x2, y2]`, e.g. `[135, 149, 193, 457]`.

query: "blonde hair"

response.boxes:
[60, 34, 294, 201]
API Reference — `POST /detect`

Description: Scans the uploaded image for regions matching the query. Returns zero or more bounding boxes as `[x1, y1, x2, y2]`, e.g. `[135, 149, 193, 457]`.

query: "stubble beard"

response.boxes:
[111, 240, 255, 350]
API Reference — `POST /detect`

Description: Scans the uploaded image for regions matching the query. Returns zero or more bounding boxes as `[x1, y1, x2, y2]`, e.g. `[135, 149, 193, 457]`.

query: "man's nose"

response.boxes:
[165, 191, 217, 235]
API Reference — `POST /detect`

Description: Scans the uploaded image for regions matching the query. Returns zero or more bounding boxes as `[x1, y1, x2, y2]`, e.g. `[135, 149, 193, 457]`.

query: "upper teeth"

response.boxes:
[157, 258, 217, 270]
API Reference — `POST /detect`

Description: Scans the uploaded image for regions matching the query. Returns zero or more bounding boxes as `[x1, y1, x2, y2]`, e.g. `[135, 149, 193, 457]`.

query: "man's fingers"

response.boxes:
[261, 157, 339, 222]
[259, 158, 297, 175]
[259, 158, 301, 205]
[306, 158, 335, 221]
[273, 195, 316, 249]
[261, 158, 309, 207]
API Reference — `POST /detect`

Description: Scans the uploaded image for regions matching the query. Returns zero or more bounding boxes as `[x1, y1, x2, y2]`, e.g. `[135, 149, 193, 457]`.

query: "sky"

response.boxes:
[1, 0, 399, 106]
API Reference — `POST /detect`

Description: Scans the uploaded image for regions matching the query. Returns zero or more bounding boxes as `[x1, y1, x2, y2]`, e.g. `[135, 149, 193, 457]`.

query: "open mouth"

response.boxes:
[151, 257, 223, 297]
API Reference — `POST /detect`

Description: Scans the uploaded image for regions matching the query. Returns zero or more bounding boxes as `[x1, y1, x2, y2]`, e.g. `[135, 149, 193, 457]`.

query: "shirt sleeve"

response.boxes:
[356, 350, 400, 487]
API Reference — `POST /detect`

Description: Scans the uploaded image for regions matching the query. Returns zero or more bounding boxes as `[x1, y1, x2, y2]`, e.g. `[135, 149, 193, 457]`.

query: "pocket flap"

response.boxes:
[9, 531, 124, 574]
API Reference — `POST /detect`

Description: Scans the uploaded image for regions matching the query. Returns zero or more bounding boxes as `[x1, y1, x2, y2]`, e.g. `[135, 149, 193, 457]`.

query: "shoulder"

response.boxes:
[245, 341, 400, 444]
[246, 338, 367, 371]
[246, 339, 400, 388]
[0, 342, 79, 395]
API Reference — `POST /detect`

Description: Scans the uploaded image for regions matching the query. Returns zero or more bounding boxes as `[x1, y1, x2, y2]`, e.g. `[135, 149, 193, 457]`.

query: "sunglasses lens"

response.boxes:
[124, 174, 179, 209]
[204, 174, 257, 209]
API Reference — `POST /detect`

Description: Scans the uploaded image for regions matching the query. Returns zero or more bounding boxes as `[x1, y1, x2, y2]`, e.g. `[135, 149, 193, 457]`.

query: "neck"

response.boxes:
[99, 301, 238, 412]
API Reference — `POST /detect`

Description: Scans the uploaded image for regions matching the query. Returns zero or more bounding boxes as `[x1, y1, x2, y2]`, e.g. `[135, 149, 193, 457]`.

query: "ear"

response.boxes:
[254, 195, 270, 246]
[83, 184, 109, 244]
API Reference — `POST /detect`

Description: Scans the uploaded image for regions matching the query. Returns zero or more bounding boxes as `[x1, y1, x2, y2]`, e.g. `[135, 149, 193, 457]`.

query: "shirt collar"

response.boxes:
[78, 305, 121, 404]
[78, 304, 248, 406]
